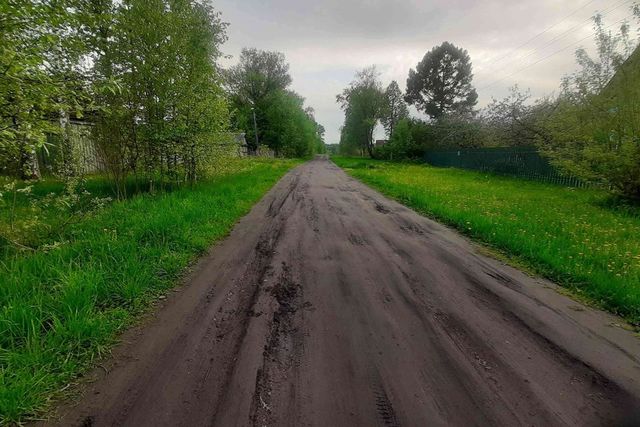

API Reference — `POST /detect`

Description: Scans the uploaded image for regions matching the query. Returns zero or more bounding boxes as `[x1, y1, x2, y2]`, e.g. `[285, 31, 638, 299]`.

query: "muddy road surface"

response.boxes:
[48, 158, 640, 427]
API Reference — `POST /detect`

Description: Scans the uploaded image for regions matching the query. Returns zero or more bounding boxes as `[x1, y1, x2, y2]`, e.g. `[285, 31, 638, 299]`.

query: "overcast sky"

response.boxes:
[215, 0, 635, 144]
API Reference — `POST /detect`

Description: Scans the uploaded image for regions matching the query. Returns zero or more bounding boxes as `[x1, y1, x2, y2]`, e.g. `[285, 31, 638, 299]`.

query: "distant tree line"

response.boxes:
[338, 42, 480, 159]
[225, 48, 325, 158]
[337, 10, 640, 199]
[0, 1, 324, 197]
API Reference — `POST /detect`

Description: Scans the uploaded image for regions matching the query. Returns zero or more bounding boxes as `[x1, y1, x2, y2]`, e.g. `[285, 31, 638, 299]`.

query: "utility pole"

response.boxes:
[251, 106, 259, 155]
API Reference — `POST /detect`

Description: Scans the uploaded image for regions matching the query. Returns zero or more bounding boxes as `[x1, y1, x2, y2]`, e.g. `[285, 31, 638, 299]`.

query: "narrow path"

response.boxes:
[47, 158, 640, 427]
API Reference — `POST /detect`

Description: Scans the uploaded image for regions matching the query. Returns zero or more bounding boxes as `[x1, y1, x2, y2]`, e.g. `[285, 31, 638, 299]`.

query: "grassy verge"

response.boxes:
[0, 172, 201, 252]
[0, 158, 299, 424]
[332, 156, 640, 325]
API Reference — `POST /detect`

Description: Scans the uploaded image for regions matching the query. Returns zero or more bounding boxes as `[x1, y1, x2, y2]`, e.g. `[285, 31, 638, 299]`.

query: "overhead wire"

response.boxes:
[479, 0, 633, 82]
[479, 13, 636, 91]
[498, 0, 631, 68]
[482, 0, 600, 69]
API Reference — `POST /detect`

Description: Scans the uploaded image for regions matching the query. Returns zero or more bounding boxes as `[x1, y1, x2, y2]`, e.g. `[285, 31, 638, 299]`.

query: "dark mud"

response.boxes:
[42, 158, 640, 427]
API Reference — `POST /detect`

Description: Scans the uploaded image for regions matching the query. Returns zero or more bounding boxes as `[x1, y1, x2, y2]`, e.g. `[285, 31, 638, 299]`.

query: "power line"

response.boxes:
[483, 0, 600, 69]
[491, 0, 631, 72]
[479, 0, 633, 80]
[479, 13, 635, 91]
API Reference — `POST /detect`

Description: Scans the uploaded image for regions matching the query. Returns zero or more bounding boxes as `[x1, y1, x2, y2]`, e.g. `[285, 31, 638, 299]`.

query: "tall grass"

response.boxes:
[0, 159, 298, 424]
[333, 157, 640, 325]
[0, 173, 196, 252]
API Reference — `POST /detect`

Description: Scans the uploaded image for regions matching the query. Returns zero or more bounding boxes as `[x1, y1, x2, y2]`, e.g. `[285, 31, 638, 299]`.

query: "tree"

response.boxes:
[377, 118, 413, 160]
[225, 48, 323, 157]
[225, 48, 292, 106]
[316, 123, 326, 141]
[226, 48, 289, 152]
[541, 12, 640, 199]
[405, 42, 478, 119]
[564, 14, 635, 98]
[337, 66, 385, 157]
[261, 90, 322, 157]
[0, 1, 91, 179]
[305, 107, 327, 154]
[90, 0, 230, 195]
[381, 81, 408, 137]
[483, 85, 554, 147]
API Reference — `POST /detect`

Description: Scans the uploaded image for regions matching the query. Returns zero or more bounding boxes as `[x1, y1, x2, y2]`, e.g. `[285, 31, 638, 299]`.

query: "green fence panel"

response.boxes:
[424, 146, 591, 188]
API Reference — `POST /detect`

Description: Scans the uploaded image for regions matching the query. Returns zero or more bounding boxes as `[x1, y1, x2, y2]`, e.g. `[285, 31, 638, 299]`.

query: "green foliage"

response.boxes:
[404, 118, 434, 153]
[325, 144, 339, 155]
[0, 177, 111, 253]
[261, 90, 323, 157]
[0, 0, 91, 179]
[336, 45, 483, 159]
[0, 159, 298, 424]
[225, 48, 324, 157]
[483, 85, 552, 147]
[427, 115, 490, 148]
[470, 12, 640, 199]
[405, 41, 478, 119]
[337, 66, 386, 157]
[377, 116, 490, 159]
[540, 13, 640, 199]
[381, 81, 408, 137]
[1, 0, 234, 195]
[333, 157, 640, 325]
[375, 119, 414, 160]
[91, 0, 230, 195]
[226, 48, 292, 108]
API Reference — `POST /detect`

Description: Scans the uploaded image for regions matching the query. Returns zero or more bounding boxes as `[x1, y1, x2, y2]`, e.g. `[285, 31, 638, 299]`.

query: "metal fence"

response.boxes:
[424, 146, 591, 188]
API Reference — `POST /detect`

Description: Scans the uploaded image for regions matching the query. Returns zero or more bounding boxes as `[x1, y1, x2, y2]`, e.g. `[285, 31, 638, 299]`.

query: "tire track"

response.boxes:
[42, 158, 640, 427]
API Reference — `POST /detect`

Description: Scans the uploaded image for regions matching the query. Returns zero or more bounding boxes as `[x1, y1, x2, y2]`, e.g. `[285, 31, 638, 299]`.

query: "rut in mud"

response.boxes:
[45, 158, 640, 427]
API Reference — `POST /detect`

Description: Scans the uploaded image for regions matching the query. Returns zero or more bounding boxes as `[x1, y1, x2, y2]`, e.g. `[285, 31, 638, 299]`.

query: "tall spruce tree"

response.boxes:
[405, 42, 478, 119]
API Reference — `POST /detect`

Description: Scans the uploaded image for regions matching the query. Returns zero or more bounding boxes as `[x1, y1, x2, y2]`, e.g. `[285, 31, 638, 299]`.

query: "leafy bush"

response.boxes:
[541, 96, 640, 198]
[540, 14, 640, 199]
[0, 177, 111, 253]
[0, 1, 90, 179]
[375, 119, 414, 160]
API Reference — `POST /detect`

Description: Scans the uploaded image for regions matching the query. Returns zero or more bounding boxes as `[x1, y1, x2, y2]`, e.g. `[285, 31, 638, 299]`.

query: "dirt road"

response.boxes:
[49, 158, 640, 427]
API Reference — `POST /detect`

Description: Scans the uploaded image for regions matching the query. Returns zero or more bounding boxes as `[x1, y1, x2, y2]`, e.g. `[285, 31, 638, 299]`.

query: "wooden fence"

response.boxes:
[37, 127, 248, 176]
[38, 123, 104, 175]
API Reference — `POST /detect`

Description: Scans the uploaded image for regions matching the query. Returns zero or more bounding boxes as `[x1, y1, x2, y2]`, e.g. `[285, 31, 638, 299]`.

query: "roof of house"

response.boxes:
[601, 45, 640, 99]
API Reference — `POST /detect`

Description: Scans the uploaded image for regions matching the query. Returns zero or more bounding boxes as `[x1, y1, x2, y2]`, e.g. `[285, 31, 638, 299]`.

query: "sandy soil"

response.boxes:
[44, 158, 640, 427]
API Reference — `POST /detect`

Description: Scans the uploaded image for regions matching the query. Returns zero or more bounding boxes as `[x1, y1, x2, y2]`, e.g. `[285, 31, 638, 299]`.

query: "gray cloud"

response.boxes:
[215, 0, 635, 143]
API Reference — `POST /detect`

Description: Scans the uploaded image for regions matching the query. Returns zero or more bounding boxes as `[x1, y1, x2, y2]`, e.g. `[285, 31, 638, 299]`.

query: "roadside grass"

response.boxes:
[332, 156, 640, 325]
[0, 173, 201, 252]
[0, 158, 299, 424]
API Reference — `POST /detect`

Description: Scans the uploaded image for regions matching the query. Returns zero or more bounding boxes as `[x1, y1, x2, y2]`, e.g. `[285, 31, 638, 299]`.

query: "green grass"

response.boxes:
[0, 158, 299, 424]
[0, 173, 194, 252]
[332, 156, 640, 325]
